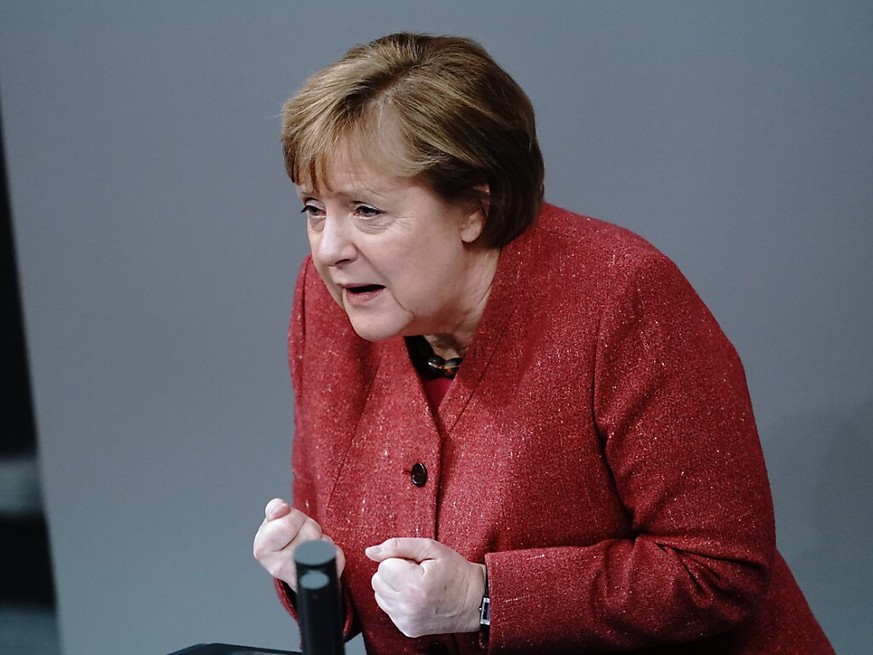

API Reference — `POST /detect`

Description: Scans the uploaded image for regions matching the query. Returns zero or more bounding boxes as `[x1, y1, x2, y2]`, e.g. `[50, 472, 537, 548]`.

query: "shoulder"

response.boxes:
[533, 203, 665, 266]
[510, 202, 687, 302]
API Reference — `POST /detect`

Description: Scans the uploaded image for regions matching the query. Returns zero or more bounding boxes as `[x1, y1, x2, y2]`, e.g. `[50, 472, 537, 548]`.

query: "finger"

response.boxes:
[290, 516, 324, 545]
[371, 570, 401, 598]
[372, 585, 393, 617]
[265, 498, 291, 521]
[375, 556, 421, 589]
[254, 519, 295, 556]
[366, 537, 441, 563]
[257, 511, 321, 554]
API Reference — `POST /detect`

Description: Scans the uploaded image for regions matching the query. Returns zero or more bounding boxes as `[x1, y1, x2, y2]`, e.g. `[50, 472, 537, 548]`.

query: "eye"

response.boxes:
[300, 202, 325, 219]
[354, 204, 383, 219]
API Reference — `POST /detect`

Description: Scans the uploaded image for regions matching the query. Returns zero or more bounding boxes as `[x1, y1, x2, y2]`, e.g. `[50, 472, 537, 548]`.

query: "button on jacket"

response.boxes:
[275, 203, 834, 654]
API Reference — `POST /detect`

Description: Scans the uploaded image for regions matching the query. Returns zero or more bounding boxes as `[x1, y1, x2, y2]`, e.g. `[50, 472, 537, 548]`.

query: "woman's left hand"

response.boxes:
[365, 538, 486, 638]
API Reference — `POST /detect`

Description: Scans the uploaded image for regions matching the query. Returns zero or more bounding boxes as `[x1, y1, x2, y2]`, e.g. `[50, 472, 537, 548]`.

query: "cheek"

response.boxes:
[386, 257, 452, 310]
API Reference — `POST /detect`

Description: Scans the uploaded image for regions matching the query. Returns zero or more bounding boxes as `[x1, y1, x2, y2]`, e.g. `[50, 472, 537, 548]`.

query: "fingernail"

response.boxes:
[365, 545, 380, 557]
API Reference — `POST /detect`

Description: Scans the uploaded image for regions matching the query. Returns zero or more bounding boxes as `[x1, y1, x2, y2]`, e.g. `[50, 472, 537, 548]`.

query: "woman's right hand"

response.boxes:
[253, 498, 346, 593]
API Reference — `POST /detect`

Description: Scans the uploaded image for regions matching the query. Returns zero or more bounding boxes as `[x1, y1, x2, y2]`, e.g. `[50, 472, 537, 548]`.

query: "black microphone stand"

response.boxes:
[294, 541, 344, 655]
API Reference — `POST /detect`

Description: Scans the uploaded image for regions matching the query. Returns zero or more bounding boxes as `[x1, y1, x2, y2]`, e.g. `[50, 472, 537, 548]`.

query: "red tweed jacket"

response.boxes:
[278, 203, 833, 654]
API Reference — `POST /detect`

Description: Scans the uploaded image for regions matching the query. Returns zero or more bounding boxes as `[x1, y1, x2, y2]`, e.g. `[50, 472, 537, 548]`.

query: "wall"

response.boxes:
[1, 2, 870, 654]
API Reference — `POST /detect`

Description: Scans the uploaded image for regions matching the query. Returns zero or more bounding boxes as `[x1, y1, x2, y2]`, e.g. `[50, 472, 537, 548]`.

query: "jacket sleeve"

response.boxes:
[484, 250, 775, 652]
[273, 256, 361, 642]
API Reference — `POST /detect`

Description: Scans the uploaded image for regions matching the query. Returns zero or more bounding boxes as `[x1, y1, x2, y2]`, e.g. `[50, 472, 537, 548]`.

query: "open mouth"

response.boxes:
[346, 284, 384, 294]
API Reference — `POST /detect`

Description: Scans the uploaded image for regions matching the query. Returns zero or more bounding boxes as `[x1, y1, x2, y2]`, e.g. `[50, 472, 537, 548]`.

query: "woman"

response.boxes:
[253, 32, 833, 654]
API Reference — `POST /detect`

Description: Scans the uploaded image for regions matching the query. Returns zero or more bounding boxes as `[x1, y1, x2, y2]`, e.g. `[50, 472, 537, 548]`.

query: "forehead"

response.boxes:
[295, 136, 410, 198]
[296, 165, 399, 202]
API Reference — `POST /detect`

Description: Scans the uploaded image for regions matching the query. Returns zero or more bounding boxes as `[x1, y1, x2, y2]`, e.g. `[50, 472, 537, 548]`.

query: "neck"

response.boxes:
[423, 246, 500, 360]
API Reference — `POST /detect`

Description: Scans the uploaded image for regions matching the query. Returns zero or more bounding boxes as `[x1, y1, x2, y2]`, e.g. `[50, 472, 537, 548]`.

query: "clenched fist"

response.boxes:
[366, 538, 486, 638]
[253, 498, 345, 592]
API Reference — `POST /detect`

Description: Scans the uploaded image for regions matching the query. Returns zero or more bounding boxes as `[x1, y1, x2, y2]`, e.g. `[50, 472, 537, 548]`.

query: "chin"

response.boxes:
[347, 317, 408, 343]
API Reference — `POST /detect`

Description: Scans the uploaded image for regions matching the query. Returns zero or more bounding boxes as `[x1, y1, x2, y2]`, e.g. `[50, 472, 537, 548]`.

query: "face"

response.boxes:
[298, 160, 490, 344]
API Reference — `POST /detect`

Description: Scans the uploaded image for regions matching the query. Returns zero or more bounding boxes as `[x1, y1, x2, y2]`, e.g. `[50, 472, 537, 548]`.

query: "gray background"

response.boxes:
[1, 2, 871, 654]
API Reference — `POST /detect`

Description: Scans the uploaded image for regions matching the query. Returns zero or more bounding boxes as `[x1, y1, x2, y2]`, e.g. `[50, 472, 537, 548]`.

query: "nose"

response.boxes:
[311, 213, 356, 267]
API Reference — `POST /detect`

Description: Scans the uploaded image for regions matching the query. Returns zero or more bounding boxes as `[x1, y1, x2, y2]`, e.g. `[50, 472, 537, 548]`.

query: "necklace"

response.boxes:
[426, 353, 463, 379]
[406, 336, 464, 379]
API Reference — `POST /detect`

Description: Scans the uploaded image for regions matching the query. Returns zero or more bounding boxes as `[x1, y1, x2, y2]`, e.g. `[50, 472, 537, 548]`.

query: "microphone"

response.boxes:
[294, 541, 344, 655]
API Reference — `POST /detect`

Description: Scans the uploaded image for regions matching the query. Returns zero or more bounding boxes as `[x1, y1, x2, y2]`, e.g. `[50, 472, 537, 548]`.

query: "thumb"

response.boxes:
[265, 498, 291, 521]
[365, 537, 440, 563]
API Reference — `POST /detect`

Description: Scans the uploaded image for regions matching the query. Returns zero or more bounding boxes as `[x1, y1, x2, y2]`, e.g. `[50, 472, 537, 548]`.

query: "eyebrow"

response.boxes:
[297, 180, 395, 202]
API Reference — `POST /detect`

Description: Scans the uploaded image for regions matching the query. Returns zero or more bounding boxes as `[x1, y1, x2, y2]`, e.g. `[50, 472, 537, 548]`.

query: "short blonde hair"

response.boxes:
[281, 32, 545, 248]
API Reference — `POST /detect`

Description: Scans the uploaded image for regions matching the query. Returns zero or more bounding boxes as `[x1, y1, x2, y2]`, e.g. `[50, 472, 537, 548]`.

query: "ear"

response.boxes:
[459, 185, 490, 244]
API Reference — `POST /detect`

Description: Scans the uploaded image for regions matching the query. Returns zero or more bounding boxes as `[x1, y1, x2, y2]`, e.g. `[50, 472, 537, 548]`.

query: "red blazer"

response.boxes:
[279, 204, 833, 654]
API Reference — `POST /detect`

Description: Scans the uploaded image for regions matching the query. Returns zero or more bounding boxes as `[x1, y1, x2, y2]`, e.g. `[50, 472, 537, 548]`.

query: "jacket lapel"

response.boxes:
[437, 225, 533, 435]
